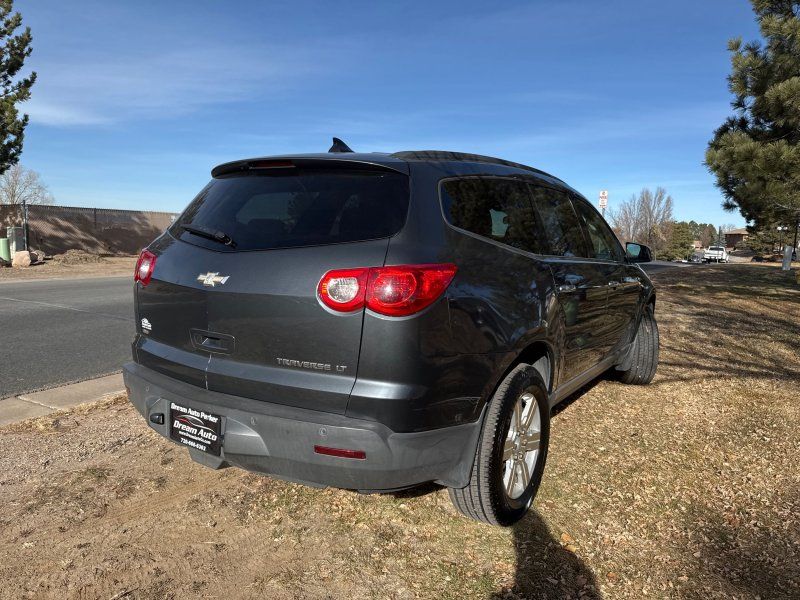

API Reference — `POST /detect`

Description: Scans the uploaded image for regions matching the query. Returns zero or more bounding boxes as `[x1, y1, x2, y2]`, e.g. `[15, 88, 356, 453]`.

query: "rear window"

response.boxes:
[171, 169, 409, 251]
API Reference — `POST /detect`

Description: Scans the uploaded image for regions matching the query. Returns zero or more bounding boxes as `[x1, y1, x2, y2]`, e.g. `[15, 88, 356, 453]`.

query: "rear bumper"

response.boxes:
[123, 362, 482, 491]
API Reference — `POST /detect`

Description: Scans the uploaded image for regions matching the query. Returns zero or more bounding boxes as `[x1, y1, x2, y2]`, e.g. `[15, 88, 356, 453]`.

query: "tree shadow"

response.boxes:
[652, 271, 800, 385]
[493, 510, 600, 599]
[1, 204, 175, 255]
[680, 486, 800, 598]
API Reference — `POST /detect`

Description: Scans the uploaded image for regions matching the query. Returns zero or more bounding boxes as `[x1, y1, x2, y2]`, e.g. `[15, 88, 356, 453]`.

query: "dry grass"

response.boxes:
[0, 263, 797, 599]
[0, 255, 136, 281]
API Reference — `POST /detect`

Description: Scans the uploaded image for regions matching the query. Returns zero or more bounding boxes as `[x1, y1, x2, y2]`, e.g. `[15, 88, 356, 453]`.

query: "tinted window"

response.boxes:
[171, 169, 409, 251]
[571, 196, 624, 261]
[528, 184, 588, 257]
[441, 178, 545, 254]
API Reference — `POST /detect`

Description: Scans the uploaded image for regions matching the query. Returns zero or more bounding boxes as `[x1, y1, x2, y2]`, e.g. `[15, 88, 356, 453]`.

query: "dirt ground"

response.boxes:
[0, 254, 136, 281]
[0, 264, 798, 599]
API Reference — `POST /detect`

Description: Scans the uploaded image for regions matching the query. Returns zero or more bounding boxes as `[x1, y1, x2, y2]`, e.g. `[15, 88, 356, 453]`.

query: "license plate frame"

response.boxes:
[168, 401, 223, 456]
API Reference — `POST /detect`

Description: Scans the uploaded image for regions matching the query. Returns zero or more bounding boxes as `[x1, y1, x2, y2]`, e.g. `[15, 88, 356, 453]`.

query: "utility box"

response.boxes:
[783, 245, 793, 271]
[7, 226, 24, 253]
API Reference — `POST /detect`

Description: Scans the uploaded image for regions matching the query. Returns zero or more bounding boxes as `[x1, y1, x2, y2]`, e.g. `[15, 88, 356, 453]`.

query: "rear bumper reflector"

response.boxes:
[313, 445, 366, 460]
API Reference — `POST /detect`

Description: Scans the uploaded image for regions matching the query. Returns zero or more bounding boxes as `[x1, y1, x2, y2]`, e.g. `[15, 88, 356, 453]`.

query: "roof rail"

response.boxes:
[390, 150, 563, 182]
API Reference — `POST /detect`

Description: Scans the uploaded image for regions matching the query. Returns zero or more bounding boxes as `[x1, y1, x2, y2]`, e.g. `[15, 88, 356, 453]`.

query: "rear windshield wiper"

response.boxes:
[180, 223, 237, 248]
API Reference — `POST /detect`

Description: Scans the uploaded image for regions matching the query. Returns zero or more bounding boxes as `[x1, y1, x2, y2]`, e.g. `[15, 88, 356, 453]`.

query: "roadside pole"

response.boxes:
[22, 196, 28, 250]
[599, 190, 608, 218]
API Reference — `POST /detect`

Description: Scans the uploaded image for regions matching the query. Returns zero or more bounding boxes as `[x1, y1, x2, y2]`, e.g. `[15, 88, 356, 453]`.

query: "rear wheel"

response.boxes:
[449, 365, 550, 526]
[616, 304, 659, 385]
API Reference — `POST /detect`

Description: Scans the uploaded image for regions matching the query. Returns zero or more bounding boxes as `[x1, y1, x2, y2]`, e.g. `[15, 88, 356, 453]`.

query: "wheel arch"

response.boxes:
[647, 290, 656, 310]
[485, 339, 555, 404]
[515, 341, 554, 394]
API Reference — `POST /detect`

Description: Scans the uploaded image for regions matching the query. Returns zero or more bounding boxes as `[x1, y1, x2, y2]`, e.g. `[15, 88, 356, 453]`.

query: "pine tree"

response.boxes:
[663, 221, 696, 260]
[0, 0, 35, 175]
[705, 1, 800, 230]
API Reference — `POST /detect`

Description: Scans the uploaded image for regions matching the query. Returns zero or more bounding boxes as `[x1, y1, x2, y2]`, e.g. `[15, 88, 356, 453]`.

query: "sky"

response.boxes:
[18, 0, 761, 226]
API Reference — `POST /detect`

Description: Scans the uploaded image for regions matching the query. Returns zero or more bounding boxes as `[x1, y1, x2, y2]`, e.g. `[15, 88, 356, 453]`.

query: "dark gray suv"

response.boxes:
[124, 144, 658, 526]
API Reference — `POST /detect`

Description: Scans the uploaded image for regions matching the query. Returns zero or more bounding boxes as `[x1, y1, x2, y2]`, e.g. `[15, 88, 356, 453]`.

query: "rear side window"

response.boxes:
[528, 184, 588, 257]
[441, 178, 546, 255]
[171, 169, 409, 251]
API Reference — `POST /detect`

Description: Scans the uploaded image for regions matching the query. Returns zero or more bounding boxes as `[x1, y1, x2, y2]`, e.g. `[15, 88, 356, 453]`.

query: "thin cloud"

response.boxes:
[24, 99, 112, 126]
[28, 44, 321, 127]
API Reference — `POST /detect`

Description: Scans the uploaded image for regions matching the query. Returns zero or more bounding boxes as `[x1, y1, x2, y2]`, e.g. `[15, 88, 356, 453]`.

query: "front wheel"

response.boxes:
[448, 365, 550, 526]
[616, 304, 659, 384]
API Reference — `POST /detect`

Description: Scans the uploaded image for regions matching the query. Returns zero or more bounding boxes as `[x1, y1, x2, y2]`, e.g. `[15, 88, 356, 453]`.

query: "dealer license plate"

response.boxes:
[169, 401, 223, 456]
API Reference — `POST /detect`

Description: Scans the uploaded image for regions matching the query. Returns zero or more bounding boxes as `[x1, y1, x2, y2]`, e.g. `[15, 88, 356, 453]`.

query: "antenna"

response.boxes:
[329, 137, 354, 153]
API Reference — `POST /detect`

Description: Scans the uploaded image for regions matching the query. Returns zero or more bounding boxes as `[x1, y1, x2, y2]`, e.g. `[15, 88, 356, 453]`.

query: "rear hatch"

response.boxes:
[135, 158, 409, 414]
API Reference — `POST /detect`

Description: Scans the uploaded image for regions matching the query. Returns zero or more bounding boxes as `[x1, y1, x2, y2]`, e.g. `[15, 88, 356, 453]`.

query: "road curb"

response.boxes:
[0, 273, 132, 285]
[0, 373, 125, 427]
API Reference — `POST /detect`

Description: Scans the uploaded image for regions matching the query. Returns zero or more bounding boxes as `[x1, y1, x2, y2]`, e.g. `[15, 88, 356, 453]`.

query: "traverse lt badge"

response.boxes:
[197, 272, 230, 287]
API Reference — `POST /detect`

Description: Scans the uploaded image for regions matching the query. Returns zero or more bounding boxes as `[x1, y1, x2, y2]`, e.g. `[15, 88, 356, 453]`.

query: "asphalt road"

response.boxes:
[0, 276, 134, 399]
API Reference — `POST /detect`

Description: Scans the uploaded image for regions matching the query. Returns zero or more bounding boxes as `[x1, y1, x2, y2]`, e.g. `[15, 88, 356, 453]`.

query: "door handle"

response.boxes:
[607, 280, 620, 288]
[557, 283, 577, 293]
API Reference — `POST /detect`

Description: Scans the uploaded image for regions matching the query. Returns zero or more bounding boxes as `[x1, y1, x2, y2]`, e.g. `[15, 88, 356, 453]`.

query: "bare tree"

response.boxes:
[0, 164, 54, 206]
[608, 198, 638, 242]
[608, 187, 674, 255]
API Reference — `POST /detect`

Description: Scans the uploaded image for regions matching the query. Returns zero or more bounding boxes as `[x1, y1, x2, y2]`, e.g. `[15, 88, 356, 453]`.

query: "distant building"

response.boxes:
[692, 240, 703, 250]
[725, 228, 749, 249]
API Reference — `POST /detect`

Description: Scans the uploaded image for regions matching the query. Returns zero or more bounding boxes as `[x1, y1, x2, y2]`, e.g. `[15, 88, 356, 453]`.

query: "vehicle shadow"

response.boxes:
[392, 375, 613, 598]
[493, 509, 600, 599]
[491, 377, 607, 599]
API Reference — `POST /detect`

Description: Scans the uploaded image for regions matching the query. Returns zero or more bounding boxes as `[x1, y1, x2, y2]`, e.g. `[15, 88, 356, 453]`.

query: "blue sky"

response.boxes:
[19, 0, 759, 226]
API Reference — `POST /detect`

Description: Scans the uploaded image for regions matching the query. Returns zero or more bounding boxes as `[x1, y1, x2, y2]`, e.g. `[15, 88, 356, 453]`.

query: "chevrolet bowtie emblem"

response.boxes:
[197, 272, 230, 287]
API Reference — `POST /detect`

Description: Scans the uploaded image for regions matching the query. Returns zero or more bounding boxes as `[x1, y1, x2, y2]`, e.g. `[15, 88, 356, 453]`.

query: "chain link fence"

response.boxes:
[0, 205, 178, 255]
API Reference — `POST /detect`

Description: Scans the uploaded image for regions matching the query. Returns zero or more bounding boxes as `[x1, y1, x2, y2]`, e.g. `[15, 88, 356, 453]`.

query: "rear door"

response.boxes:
[527, 183, 614, 383]
[135, 161, 409, 415]
[570, 195, 641, 352]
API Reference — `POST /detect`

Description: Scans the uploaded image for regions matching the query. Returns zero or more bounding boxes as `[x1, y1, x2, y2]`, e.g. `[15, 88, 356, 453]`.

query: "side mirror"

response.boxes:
[626, 242, 653, 263]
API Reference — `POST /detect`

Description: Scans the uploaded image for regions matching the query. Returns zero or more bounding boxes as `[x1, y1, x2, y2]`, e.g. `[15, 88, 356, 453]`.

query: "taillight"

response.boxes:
[134, 249, 157, 286]
[317, 263, 457, 317]
[317, 268, 369, 312]
[366, 264, 457, 317]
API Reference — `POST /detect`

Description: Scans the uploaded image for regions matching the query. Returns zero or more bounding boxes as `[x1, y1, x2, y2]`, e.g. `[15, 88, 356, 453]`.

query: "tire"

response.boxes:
[616, 304, 659, 385]
[448, 364, 550, 526]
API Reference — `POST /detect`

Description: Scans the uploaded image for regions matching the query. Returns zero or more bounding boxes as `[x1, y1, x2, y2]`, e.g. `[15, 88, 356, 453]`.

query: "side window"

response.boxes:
[441, 178, 546, 254]
[571, 196, 624, 262]
[528, 184, 588, 257]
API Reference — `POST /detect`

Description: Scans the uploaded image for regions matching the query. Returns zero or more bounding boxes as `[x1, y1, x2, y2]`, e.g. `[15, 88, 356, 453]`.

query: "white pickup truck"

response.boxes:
[704, 245, 729, 263]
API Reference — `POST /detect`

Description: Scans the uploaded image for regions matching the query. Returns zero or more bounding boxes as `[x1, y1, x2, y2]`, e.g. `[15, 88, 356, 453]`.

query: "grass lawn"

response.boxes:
[0, 264, 797, 599]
